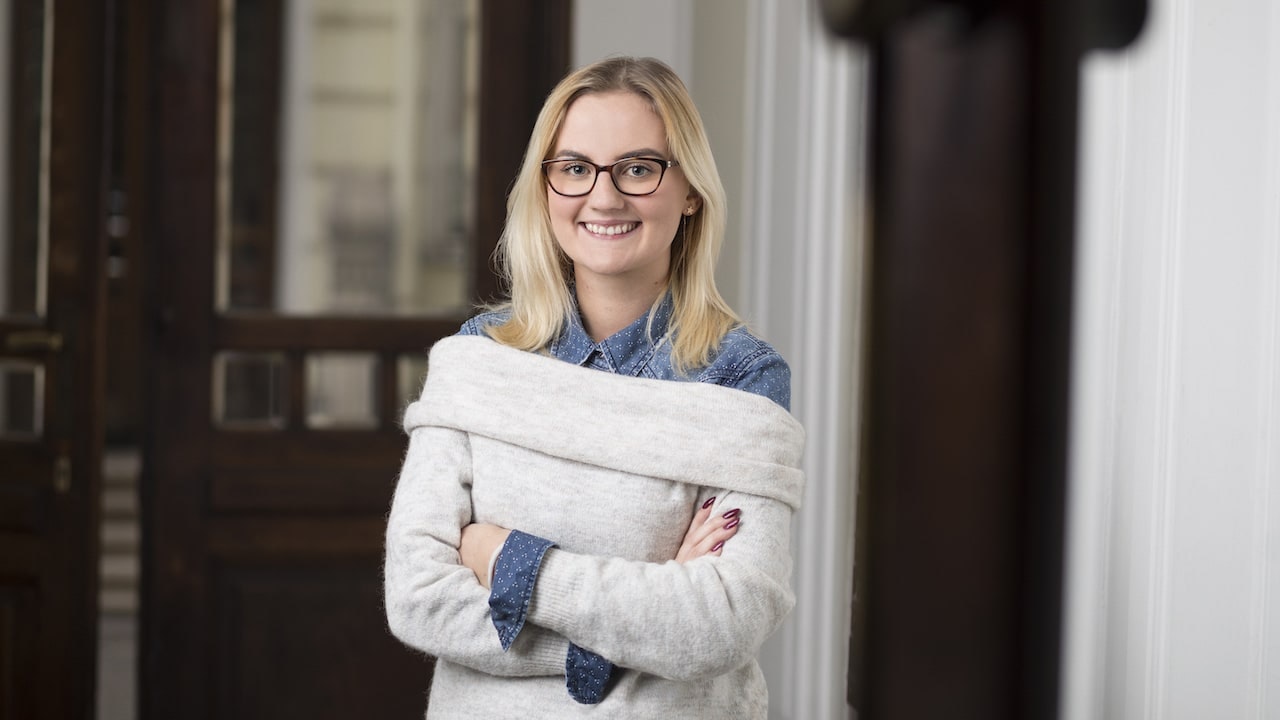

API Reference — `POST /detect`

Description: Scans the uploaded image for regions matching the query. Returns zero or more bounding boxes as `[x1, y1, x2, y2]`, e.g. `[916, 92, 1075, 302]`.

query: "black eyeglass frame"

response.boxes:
[540, 156, 681, 197]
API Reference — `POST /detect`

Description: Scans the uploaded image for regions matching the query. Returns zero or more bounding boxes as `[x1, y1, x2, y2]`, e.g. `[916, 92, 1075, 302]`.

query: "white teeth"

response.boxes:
[584, 222, 637, 236]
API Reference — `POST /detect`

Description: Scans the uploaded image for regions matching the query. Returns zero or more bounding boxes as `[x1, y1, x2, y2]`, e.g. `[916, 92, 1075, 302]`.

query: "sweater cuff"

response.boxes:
[524, 548, 586, 632]
[489, 529, 556, 651]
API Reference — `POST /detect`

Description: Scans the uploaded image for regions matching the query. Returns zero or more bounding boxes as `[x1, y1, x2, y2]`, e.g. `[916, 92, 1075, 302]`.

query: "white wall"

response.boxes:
[571, 0, 692, 82]
[572, 3, 868, 719]
[1064, 0, 1280, 717]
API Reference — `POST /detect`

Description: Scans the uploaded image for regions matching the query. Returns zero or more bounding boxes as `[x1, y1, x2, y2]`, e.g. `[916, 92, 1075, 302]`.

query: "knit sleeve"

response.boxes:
[383, 423, 568, 677]
[522, 486, 796, 682]
[488, 530, 617, 704]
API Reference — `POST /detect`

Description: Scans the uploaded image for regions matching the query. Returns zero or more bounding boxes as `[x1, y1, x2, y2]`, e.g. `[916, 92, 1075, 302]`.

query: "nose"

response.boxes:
[587, 169, 626, 209]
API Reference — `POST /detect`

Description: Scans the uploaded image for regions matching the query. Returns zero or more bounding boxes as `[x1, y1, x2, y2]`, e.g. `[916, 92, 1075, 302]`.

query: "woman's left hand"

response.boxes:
[675, 499, 741, 563]
[460, 523, 512, 589]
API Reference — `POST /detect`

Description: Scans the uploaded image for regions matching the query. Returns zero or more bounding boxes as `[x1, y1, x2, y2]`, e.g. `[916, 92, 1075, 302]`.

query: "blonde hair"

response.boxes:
[485, 56, 740, 373]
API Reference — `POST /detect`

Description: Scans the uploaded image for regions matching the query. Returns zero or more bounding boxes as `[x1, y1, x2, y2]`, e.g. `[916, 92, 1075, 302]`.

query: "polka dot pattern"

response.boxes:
[566, 642, 615, 704]
[548, 290, 792, 412]
[488, 529, 555, 651]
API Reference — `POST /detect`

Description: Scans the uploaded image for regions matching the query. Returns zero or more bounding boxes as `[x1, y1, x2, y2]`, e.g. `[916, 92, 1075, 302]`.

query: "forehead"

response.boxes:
[554, 91, 668, 157]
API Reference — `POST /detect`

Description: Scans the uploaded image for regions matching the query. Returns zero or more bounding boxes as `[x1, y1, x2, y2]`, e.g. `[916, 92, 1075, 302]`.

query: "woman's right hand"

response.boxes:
[675, 497, 742, 563]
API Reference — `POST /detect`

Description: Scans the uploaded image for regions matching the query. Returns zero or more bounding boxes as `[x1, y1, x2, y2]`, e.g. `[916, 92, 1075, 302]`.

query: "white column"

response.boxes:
[739, 2, 868, 718]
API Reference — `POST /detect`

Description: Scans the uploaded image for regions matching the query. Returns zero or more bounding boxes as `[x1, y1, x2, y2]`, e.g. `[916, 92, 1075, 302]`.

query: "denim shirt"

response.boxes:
[458, 292, 791, 411]
[456, 292, 790, 703]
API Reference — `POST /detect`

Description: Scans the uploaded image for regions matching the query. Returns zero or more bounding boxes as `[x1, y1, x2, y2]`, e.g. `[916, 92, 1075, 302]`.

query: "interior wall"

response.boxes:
[1064, 0, 1280, 717]
[571, 1, 692, 84]
[691, 1, 749, 312]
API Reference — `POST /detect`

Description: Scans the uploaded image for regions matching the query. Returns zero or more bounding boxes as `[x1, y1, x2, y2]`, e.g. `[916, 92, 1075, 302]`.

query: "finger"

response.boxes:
[692, 497, 717, 526]
[676, 516, 720, 563]
[684, 510, 731, 548]
[687, 518, 742, 559]
[690, 502, 713, 530]
[695, 507, 742, 544]
[681, 498, 717, 544]
[677, 502, 742, 563]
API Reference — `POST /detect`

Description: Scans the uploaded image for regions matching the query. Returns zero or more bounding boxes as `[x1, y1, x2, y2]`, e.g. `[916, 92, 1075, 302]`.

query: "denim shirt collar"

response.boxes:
[550, 288, 673, 377]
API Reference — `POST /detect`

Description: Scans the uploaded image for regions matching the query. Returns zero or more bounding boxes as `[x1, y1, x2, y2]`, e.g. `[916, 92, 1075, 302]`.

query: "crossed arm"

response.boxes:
[384, 424, 795, 682]
[458, 497, 741, 589]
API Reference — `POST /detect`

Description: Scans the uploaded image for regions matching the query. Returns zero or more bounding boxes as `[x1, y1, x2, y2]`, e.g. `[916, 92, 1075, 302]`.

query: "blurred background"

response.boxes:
[0, 0, 1276, 718]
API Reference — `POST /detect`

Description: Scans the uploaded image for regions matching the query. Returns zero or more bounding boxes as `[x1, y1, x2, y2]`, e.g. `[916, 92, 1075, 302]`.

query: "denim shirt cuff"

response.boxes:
[488, 529, 556, 651]
[565, 643, 616, 704]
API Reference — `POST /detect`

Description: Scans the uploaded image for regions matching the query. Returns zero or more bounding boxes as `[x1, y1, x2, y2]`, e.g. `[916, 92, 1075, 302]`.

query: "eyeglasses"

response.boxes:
[541, 156, 679, 197]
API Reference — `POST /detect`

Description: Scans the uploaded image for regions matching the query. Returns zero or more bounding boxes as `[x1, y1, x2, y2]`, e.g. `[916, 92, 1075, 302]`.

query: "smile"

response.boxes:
[582, 222, 638, 236]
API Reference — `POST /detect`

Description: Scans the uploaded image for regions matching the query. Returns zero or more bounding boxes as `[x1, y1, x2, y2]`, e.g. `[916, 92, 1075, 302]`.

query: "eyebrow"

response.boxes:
[549, 148, 669, 162]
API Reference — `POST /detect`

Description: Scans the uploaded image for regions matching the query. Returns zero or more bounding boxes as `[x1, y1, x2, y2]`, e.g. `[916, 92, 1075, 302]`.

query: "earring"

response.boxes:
[684, 206, 695, 215]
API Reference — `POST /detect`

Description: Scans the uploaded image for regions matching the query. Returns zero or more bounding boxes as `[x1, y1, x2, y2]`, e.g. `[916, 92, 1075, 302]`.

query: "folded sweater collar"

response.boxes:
[405, 336, 805, 510]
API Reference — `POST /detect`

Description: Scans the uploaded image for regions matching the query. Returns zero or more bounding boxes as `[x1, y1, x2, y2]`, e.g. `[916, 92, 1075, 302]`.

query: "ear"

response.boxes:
[683, 194, 703, 216]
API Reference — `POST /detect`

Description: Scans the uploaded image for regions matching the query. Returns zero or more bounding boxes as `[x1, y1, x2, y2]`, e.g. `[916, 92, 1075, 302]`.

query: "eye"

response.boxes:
[618, 160, 657, 178]
[558, 162, 591, 177]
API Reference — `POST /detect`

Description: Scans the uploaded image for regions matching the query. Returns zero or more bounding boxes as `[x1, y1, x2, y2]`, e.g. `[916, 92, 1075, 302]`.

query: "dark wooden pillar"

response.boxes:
[823, 0, 1145, 718]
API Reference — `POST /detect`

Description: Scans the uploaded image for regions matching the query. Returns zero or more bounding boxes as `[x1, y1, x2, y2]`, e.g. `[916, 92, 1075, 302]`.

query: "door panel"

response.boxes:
[0, 1, 109, 718]
[143, 1, 569, 717]
[212, 560, 424, 718]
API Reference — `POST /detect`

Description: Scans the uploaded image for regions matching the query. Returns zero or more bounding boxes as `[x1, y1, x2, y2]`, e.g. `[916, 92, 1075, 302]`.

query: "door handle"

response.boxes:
[5, 330, 64, 353]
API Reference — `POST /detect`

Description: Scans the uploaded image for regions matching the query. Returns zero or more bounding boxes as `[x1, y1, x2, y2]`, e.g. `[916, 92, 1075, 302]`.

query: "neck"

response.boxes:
[574, 275, 667, 342]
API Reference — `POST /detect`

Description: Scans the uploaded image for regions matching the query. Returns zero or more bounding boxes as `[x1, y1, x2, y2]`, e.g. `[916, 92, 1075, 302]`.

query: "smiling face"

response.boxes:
[546, 91, 699, 298]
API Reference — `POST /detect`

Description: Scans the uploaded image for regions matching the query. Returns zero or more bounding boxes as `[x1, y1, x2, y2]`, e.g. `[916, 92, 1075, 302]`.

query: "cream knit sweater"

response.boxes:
[384, 336, 806, 719]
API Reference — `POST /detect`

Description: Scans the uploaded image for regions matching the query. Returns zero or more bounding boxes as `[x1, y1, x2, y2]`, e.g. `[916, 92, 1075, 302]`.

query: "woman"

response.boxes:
[384, 56, 805, 718]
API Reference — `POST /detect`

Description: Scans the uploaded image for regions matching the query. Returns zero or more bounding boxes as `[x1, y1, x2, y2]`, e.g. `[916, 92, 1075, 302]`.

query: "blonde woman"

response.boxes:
[385, 57, 804, 718]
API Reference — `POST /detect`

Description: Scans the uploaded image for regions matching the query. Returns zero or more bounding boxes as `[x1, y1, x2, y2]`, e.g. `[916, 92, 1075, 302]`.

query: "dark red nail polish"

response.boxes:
[711, 540, 725, 552]
[702, 497, 716, 509]
[725, 518, 740, 530]
[722, 508, 740, 520]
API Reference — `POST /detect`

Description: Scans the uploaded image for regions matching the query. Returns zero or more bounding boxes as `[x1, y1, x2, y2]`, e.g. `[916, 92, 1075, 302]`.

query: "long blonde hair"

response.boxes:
[485, 56, 740, 373]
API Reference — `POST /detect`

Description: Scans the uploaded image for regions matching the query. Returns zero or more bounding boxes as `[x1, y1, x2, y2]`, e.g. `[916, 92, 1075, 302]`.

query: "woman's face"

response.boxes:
[546, 91, 697, 294]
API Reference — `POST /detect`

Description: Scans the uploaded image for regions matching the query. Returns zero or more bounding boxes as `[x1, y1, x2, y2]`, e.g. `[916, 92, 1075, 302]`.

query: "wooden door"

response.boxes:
[140, 1, 568, 717]
[0, 1, 110, 718]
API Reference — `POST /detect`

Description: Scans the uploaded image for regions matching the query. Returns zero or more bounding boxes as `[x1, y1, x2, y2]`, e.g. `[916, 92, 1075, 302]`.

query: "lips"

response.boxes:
[582, 221, 638, 236]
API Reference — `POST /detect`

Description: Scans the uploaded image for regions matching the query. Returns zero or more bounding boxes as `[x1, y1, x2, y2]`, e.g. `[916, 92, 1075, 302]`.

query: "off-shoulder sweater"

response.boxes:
[384, 336, 806, 719]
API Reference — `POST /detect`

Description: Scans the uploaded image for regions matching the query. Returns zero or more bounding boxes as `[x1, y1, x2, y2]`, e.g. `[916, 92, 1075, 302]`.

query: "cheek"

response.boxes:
[647, 194, 689, 238]
[650, 208, 684, 243]
[548, 197, 580, 233]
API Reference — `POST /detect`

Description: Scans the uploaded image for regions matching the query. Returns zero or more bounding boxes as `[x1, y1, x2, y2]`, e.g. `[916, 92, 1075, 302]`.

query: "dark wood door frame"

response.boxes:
[822, 0, 1146, 717]
[0, 1, 111, 718]
[140, 2, 569, 717]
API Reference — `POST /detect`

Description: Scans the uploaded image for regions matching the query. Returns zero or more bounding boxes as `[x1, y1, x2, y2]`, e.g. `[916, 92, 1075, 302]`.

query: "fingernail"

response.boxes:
[722, 508, 740, 520]
[725, 518, 740, 530]
[702, 497, 716, 509]
[711, 540, 725, 552]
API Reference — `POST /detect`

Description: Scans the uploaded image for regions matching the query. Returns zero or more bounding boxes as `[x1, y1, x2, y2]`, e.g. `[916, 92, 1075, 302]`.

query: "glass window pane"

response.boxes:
[213, 352, 287, 428]
[0, 360, 43, 439]
[306, 352, 378, 429]
[217, 0, 479, 317]
[1, 1, 51, 320]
